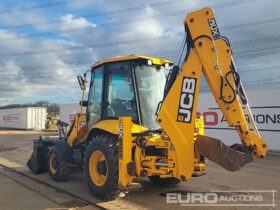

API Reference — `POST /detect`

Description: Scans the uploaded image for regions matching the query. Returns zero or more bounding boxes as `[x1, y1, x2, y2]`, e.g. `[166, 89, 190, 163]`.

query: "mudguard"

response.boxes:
[27, 136, 73, 174]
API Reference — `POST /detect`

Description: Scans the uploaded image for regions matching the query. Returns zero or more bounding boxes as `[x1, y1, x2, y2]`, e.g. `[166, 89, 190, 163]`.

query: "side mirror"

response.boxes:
[79, 101, 88, 107]
[77, 75, 86, 90]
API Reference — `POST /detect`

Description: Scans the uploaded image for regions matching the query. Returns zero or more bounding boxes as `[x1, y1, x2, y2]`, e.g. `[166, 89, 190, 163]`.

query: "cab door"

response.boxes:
[103, 62, 138, 122]
[87, 65, 104, 128]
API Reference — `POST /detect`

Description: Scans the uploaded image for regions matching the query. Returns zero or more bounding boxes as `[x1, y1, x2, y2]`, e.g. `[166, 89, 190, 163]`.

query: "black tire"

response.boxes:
[84, 134, 119, 201]
[47, 147, 72, 181]
[149, 175, 180, 188]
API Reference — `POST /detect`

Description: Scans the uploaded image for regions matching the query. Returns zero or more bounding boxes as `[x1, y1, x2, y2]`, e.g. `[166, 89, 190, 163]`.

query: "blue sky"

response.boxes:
[0, 0, 279, 105]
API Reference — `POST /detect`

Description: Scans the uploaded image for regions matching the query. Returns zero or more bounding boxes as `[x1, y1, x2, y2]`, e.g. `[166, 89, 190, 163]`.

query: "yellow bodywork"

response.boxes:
[118, 117, 134, 187]
[89, 151, 108, 186]
[24, 6, 270, 201]
[184, 8, 267, 157]
[64, 7, 267, 191]
[117, 116, 205, 188]
[92, 119, 147, 135]
[92, 55, 172, 69]
[115, 8, 267, 188]
[194, 116, 205, 138]
[67, 114, 88, 146]
[157, 48, 203, 180]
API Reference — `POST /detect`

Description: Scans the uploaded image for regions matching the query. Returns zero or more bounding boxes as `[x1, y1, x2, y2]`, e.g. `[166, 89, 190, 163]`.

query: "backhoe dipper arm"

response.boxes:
[157, 8, 267, 178]
[185, 7, 268, 158]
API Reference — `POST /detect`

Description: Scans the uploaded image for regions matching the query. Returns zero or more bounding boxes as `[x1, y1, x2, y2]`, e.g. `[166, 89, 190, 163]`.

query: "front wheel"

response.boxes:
[84, 134, 119, 200]
[47, 147, 71, 181]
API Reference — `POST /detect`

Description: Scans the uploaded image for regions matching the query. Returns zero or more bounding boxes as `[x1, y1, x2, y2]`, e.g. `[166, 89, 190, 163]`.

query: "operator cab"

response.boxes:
[86, 55, 173, 129]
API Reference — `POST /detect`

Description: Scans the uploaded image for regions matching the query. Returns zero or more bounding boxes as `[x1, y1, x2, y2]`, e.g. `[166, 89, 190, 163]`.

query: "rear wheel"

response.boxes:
[47, 147, 71, 181]
[84, 134, 119, 200]
[149, 175, 180, 187]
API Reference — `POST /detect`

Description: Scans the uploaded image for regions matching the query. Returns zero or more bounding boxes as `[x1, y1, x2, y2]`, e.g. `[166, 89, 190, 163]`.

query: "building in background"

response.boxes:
[198, 89, 280, 151]
[60, 104, 85, 126]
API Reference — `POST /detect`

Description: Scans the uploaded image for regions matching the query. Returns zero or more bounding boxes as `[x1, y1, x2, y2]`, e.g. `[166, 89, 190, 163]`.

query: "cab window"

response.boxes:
[105, 62, 137, 121]
[87, 66, 104, 127]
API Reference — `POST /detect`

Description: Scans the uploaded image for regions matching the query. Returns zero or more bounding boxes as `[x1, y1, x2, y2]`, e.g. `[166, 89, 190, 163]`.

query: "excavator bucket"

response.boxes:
[196, 135, 253, 171]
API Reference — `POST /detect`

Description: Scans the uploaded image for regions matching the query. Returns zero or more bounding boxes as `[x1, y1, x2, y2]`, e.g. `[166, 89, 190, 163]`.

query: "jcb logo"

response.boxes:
[177, 77, 196, 123]
[208, 18, 221, 40]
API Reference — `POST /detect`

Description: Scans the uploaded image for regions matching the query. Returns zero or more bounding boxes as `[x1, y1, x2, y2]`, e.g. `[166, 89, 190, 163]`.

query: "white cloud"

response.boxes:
[60, 14, 96, 30]
[0, 30, 82, 104]
[0, 0, 280, 105]
[0, 9, 51, 31]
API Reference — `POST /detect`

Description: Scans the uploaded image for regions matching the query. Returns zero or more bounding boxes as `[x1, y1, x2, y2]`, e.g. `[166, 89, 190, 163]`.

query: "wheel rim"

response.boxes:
[49, 153, 57, 174]
[89, 151, 108, 187]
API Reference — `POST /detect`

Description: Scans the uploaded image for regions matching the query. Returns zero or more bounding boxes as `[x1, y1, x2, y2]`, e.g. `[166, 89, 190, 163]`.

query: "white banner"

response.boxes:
[198, 89, 280, 151]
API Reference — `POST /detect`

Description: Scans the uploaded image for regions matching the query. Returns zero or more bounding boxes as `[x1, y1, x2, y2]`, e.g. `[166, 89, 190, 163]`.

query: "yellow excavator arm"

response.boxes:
[157, 7, 267, 175]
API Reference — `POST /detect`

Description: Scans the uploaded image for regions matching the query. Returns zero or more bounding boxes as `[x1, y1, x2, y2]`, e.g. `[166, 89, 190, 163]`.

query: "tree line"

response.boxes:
[0, 101, 60, 114]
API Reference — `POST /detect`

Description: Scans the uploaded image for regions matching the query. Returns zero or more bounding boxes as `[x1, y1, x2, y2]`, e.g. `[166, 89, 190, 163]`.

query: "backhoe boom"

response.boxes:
[157, 8, 267, 177]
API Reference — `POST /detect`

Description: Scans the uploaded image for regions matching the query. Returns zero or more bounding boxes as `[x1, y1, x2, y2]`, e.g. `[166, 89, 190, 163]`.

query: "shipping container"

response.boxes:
[60, 104, 85, 126]
[0, 107, 47, 130]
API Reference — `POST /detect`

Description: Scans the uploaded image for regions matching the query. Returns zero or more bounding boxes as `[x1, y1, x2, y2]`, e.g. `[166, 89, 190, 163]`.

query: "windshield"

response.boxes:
[135, 65, 171, 129]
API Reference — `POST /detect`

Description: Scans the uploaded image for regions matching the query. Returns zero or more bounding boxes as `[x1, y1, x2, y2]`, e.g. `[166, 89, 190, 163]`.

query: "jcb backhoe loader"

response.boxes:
[27, 8, 267, 200]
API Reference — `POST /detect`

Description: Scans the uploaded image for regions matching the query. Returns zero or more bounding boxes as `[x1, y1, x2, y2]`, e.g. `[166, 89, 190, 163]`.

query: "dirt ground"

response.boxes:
[0, 131, 279, 210]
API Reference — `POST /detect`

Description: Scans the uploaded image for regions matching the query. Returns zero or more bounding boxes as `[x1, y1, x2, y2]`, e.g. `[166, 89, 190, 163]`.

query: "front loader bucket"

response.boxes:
[196, 135, 253, 171]
[27, 137, 50, 174]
